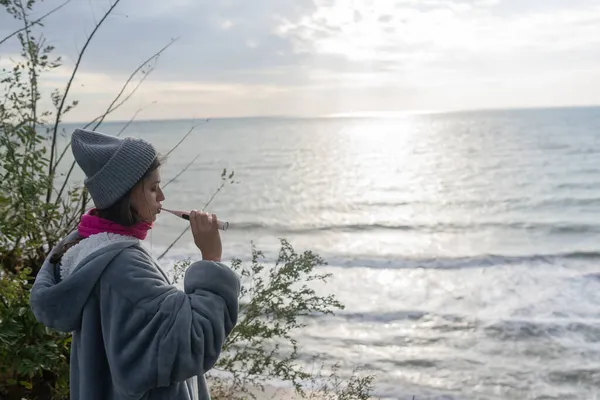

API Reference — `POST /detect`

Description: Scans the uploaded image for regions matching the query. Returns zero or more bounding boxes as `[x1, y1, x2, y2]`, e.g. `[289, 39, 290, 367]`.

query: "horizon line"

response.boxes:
[60, 104, 600, 125]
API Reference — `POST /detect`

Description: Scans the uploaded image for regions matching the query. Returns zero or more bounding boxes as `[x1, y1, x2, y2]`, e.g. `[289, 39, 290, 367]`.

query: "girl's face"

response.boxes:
[130, 168, 165, 223]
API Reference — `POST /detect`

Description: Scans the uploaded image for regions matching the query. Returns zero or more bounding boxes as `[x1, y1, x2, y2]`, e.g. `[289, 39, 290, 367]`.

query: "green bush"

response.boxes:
[172, 240, 375, 400]
[1, 1, 77, 398]
[0, 268, 71, 400]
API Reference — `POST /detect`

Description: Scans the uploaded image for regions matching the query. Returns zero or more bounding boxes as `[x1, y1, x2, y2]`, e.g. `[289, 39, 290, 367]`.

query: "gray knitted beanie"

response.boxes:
[71, 128, 157, 209]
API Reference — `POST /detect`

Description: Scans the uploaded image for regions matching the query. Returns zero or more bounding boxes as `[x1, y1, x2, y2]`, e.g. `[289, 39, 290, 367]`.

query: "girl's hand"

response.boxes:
[190, 210, 222, 262]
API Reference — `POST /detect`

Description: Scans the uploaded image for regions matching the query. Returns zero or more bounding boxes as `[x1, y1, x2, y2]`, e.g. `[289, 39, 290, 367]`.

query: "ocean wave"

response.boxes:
[312, 310, 600, 343]
[547, 368, 600, 386]
[155, 242, 600, 272]
[534, 197, 600, 207]
[306, 196, 600, 213]
[318, 251, 600, 270]
[227, 221, 600, 235]
[199, 250, 600, 271]
[323, 310, 428, 323]
[312, 309, 475, 328]
[484, 320, 600, 343]
[555, 182, 600, 190]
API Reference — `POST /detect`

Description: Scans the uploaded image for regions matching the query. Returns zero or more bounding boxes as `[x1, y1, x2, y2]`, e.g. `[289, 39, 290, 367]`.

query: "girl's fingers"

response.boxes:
[190, 210, 199, 233]
[211, 213, 218, 231]
[199, 211, 210, 230]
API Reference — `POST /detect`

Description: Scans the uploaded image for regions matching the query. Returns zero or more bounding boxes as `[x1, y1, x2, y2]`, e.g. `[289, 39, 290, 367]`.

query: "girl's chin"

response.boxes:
[140, 214, 156, 223]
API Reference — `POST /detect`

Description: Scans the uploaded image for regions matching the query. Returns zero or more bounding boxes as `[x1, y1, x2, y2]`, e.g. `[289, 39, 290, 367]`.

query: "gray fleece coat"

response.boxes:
[30, 231, 240, 400]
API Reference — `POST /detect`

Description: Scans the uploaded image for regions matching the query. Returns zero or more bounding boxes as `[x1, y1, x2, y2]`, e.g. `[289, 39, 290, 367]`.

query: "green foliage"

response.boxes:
[0, 1, 92, 398]
[0, 0, 80, 277]
[0, 268, 71, 400]
[219, 240, 342, 392]
[171, 239, 375, 399]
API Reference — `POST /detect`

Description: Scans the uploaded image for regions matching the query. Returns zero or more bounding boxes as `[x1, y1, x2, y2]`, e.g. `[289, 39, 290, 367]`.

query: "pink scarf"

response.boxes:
[78, 209, 153, 240]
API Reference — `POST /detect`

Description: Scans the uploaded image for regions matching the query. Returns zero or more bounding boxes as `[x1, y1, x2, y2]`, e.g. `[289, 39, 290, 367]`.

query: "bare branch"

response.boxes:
[116, 110, 142, 137]
[85, 38, 176, 131]
[51, 37, 174, 201]
[51, 128, 71, 175]
[0, 0, 71, 47]
[162, 154, 200, 189]
[199, 180, 227, 213]
[92, 69, 152, 128]
[46, 0, 123, 205]
[60, 187, 87, 233]
[50, 39, 175, 192]
[116, 103, 155, 137]
[156, 226, 189, 262]
[164, 120, 204, 158]
[16, 0, 38, 137]
[53, 185, 77, 232]
[53, 160, 76, 206]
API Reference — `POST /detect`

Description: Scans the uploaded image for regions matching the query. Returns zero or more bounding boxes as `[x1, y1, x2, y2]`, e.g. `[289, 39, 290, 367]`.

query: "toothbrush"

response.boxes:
[161, 208, 229, 231]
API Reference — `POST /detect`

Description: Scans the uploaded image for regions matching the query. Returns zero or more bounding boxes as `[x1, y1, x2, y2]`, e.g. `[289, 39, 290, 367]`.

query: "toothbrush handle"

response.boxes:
[181, 213, 229, 231]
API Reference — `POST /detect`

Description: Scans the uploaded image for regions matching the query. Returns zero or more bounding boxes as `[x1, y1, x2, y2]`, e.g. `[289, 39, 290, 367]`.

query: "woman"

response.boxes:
[30, 128, 240, 400]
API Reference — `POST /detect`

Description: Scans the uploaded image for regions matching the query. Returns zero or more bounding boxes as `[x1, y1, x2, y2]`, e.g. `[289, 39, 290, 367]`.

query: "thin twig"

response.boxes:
[93, 70, 151, 127]
[51, 38, 173, 200]
[0, 0, 71, 47]
[53, 185, 74, 229]
[46, 0, 123, 205]
[162, 154, 200, 189]
[62, 189, 87, 233]
[164, 120, 202, 158]
[50, 129, 71, 176]
[53, 161, 76, 206]
[116, 103, 155, 136]
[156, 226, 189, 261]
[202, 182, 227, 214]
[15, 0, 36, 135]
[15, 0, 47, 245]
[86, 38, 176, 130]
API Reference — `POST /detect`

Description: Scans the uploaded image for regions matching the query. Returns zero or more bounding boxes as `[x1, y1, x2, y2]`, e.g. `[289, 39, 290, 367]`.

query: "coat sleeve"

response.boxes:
[98, 248, 240, 398]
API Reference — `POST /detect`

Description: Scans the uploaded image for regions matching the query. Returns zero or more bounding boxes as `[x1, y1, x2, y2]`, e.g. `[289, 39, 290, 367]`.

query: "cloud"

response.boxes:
[50, 0, 317, 82]
[1, 0, 600, 120]
[1, 0, 317, 82]
[275, 0, 600, 95]
[280, 0, 600, 60]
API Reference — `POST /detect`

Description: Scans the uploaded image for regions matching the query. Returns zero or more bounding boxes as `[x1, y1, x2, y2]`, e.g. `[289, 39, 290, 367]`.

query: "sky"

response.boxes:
[1, 0, 600, 121]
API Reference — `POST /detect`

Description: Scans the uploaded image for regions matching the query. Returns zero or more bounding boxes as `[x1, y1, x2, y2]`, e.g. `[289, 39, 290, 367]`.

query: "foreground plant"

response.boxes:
[172, 240, 376, 400]
[1, 0, 178, 398]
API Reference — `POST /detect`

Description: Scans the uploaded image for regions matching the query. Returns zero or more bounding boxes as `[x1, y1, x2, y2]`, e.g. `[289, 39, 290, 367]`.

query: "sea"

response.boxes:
[59, 107, 600, 399]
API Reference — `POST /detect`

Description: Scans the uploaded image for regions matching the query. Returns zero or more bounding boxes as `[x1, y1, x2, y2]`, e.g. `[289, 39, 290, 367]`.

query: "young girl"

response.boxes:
[30, 128, 240, 400]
